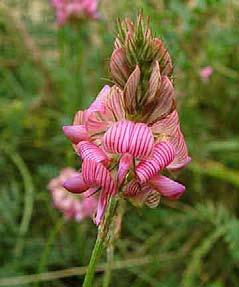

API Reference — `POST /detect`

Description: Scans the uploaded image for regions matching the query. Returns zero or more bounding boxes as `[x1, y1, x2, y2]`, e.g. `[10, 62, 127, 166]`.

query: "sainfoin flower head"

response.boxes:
[50, 0, 99, 26]
[48, 168, 97, 221]
[62, 15, 191, 225]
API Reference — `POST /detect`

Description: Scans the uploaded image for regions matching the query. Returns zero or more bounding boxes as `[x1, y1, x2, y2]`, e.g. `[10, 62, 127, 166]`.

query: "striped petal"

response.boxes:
[151, 111, 190, 170]
[103, 120, 134, 154]
[110, 48, 130, 87]
[117, 153, 133, 185]
[86, 85, 111, 117]
[106, 86, 125, 121]
[63, 173, 89, 194]
[166, 128, 191, 170]
[124, 180, 141, 197]
[103, 120, 154, 159]
[149, 175, 185, 200]
[124, 65, 141, 114]
[82, 159, 97, 186]
[76, 141, 109, 166]
[146, 76, 175, 124]
[94, 190, 107, 225]
[63, 125, 89, 144]
[128, 123, 154, 159]
[136, 141, 175, 183]
[151, 110, 179, 136]
[81, 159, 116, 224]
[73, 110, 85, 125]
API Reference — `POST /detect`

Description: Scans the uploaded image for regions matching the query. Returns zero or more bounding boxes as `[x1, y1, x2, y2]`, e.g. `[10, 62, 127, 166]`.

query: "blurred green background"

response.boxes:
[0, 0, 239, 286]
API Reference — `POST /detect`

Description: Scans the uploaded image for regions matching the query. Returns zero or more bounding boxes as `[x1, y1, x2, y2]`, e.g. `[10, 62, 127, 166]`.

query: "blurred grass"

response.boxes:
[0, 0, 239, 286]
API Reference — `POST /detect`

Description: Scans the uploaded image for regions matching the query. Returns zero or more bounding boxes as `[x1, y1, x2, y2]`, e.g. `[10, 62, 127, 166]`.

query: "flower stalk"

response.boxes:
[83, 196, 118, 287]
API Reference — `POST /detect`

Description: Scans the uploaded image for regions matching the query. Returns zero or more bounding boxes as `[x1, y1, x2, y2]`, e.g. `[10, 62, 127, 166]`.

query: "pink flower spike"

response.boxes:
[149, 175, 185, 200]
[63, 173, 89, 194]
[77, 141, 109, 166]
[136, 141, 175, 183]
[63, 125, 89, 144]
[117, 153, 133, 185]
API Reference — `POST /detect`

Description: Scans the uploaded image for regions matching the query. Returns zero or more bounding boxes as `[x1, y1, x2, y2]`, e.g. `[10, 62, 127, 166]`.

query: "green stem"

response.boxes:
[102, 244, 114, 287]
[82, 197, 118, 287]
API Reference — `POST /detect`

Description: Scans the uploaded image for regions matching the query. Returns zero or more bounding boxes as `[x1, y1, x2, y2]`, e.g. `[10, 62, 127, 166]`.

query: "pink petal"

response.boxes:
[76, 141, 109, 166]
[95, 163, 116, 197]
[146, 76, 175, 124]
[166, 128, 191, 170]
[136, 141, 175, 183]
[124, 180, 141, 197]
[103, 121, 154, 159]
[128, 123, 154, 159]
[73, 110, 85, 125]
[63, 173, 89, 194]
[82, 159, 98, 186]
[63, 125, 89, 144]
[151, 111, 190, 170]
[124, 65, 141, 114]
[117, 153, 133, 185]
[151, 110, 179, 135]
[124, 180, 148, 207]
[149, 175, 185, 200]
[103, 120, 134, 154]
[94, 191, 107, 225]
[146, 60, 161, 103]
[106, 86, 126, 121]
[110, 48, 130, 86]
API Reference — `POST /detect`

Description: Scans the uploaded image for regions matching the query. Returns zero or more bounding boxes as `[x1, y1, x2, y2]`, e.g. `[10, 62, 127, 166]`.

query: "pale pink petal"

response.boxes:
[73, 110, 85, 125]
[136, 141, 175, 183]
[151, 110, 179, 135]
[149, 175, 185, 200]
[151, 111, 190, 170]
[128, 123, 154, 159]
[76, 141, 109, 166]
[63, 125, 89, 144]
[146, 76, 175, 124]
[63, 173, 89, 194]
[106, 86, 125, 121]
[166, 128, 191, 170]
[124, 65, 141, 113]
[146, 60, 161, 103]
[124, 180, 148, 207]
[117, 153, 133, 185]
[110, 48, 130, 86]
[124, 180, 141, 197]
[103, 120, 134, 154]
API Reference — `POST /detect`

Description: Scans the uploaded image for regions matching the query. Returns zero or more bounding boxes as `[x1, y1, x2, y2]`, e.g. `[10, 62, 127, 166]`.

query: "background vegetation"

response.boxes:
[0, 0, 239, 286]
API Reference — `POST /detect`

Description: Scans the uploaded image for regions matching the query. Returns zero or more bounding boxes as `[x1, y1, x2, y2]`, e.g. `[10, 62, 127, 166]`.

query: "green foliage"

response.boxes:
[0, 0, 239, 286]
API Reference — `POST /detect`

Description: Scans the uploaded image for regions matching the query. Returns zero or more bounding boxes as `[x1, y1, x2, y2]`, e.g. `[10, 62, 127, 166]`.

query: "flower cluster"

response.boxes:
[50, 0, 99, 26]
[48, 168, 97, 221]
[63, 16, 191, 225]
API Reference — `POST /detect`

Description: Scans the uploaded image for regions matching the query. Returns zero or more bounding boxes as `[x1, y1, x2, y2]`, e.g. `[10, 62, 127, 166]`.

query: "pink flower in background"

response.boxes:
[48, 168, 97, 221]
[199, 66, 213, 82]
[50, 0, 99, 26]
